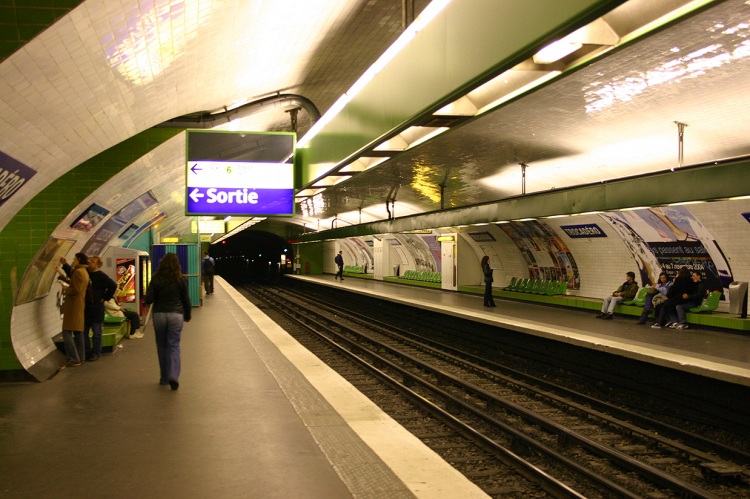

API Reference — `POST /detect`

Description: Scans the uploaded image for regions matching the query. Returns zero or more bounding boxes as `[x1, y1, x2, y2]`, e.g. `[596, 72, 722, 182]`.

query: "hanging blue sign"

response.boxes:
[185, 131, 295, 216]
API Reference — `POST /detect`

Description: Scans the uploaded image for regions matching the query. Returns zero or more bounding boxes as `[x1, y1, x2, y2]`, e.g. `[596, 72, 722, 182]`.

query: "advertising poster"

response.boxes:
[601, 206, 732, 291]
[70, 203, 109, 232]
[499, 220, 580, 289]
[116, 257, 137, 303]
[15, 237, 75, 305]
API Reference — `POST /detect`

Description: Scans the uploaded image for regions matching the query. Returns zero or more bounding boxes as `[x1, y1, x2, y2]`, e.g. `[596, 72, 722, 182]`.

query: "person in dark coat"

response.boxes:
[145, 253, 192, 390]
[481, 255, 496, 307]
[334, 251, 344, 281]
[672, 271, 707, 330]
[202, 251, 215, 295]
[59, 253, 89, 366]
[652, 267, 693, 328]
[84, 256, 117, 361]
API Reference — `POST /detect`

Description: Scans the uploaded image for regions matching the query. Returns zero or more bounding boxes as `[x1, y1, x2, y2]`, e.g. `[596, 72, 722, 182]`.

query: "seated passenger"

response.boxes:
[595, 271, 638, 320]
[104, 298, 144, 339]
[652, 267, 692, 329]
[672, 271, 707, 330]
[636, 271, 671, 324]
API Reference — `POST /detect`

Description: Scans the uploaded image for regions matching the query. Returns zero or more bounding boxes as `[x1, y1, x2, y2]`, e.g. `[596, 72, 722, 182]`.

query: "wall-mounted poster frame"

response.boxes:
[70, 203, 109, 232]
[15, 237, 75, 305]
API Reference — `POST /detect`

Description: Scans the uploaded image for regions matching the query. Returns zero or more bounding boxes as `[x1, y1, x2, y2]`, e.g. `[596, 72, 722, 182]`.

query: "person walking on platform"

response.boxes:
[84, 256, 117, 361]
[637, 271, 672, 324]
[202, 251, 215, 295]
[595, 271, 638, 320]
[481, 255, 496, 307]
[145, 253, 192, 390]
[334, 251, 344, 281]
[59, 253, 89, 367]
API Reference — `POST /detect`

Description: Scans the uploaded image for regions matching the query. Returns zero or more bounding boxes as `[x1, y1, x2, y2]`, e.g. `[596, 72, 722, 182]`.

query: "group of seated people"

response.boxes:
[596, 267, 707, 330]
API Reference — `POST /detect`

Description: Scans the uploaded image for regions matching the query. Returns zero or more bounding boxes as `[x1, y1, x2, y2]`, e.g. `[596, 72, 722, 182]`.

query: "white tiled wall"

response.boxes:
[13, 198, 750, 374]
[10, 287, 65, 371]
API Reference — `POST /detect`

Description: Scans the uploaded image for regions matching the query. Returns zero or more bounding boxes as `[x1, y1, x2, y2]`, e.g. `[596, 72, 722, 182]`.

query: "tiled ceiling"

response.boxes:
[302, 0, 750, 225]
[1, 0, 749, 243]
[0, 0, 430, 237]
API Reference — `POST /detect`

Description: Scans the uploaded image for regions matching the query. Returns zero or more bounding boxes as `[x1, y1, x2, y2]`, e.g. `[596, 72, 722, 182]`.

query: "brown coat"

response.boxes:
[61, 263, 88, 332]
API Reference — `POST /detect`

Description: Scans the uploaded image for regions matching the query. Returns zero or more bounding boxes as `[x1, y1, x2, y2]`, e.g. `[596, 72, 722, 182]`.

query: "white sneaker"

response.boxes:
[129, 332, 145, 339]
[651, 323, 662, 329]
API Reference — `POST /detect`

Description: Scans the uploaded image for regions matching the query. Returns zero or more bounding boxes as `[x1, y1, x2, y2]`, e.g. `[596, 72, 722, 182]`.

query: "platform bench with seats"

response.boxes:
[458, 284, 748, 332]
[101, 314, 130, 348]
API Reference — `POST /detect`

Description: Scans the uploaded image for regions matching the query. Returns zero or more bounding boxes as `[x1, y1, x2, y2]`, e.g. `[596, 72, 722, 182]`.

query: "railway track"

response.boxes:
[240, 282, 750, 498]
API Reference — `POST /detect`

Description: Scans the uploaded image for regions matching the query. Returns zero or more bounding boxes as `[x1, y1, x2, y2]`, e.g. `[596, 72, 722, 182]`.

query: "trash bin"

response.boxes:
[728, 281, 748, 315]
[393, 264, 400, 277]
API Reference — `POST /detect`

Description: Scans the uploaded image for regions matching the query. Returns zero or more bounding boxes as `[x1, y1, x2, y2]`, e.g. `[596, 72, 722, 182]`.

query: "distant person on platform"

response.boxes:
[84, 256, 117, 361]
[334, 251, 344, 281]
[481, 255, 496, 308]
[202, 251, 215, 295]
[57, 253, 89, 367]
[595, 271, 638, 320]
[104, 298, 143, 339]
[145, 253, 192, 391]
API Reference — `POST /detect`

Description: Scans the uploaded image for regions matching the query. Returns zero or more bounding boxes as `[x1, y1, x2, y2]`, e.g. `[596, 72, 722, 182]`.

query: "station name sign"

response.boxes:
[185, 131, 295, 216]
[559, 223, 607, 238]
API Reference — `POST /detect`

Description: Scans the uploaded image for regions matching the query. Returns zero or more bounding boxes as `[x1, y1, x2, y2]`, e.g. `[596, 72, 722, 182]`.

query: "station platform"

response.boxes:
[290, 274, 750, 388]
[0, 277, 487, 498]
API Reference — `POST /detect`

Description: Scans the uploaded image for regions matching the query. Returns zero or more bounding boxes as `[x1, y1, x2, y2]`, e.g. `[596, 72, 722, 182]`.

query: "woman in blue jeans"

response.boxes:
[637, 271, 671, 324]
[145, 253, 191, 390]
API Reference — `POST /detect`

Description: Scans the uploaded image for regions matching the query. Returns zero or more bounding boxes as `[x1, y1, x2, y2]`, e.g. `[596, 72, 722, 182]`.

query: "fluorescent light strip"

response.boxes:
[297, 0, 452, 149]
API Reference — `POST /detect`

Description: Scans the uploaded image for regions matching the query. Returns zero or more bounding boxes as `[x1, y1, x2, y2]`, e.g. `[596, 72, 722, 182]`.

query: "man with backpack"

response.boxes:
[202, 252, 215, 294]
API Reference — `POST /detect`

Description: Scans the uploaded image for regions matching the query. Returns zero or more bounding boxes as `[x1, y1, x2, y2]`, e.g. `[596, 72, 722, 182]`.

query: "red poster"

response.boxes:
[116, 258, 136, 303]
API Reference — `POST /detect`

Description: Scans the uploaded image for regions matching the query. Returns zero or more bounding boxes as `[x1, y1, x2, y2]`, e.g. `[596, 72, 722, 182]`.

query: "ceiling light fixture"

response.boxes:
[533, 41, 583, 64]
[297, 0, 452, 149]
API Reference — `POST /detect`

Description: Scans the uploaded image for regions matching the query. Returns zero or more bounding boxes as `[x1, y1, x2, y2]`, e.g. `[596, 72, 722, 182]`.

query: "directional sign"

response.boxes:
[185, 131, 295, 216]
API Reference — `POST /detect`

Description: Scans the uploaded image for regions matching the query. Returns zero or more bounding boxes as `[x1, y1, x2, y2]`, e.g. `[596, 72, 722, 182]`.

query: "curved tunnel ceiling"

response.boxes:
[299, 0, 750, 230]
[2, 0, 749, 249]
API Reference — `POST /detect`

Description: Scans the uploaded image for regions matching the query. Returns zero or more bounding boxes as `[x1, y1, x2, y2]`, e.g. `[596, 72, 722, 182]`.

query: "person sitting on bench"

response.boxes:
[596, 271, 638, 320]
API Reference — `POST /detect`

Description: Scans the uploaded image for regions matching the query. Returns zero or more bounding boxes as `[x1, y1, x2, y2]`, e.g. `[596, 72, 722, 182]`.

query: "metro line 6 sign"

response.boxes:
[185, 131, 295, 216]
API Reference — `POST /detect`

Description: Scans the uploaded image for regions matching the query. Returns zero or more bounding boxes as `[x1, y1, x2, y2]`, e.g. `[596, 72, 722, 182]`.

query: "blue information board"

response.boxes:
[185, 131, 295, 216]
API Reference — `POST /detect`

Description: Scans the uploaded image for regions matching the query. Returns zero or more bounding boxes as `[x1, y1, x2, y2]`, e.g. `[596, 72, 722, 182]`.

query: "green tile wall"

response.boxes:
[0, 0, 84, 62]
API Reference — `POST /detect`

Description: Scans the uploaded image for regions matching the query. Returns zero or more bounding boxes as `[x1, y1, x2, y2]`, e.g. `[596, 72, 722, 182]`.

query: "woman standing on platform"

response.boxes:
[481, 256, 496, 308]
[145, 253, 191, 390]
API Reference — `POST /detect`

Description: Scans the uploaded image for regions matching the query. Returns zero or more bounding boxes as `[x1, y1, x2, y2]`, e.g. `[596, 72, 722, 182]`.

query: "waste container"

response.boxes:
[393, 264, 400, 277]
[728, 281, 748, 316]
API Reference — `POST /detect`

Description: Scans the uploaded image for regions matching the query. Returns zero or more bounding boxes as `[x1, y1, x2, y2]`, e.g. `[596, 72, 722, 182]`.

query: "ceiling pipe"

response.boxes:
[155, 93, 321, 129]
[520, 162, 528, 195]
[673, 121, 688, 171]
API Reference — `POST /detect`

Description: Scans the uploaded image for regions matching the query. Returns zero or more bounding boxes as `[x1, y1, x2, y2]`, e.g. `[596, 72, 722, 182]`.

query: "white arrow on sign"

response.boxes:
[189, 188, 204, 203]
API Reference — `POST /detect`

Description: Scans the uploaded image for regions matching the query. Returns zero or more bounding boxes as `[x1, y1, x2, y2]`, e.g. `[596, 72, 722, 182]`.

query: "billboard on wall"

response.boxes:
[600, 207, 732, 291]
[185, 131, 295, 216]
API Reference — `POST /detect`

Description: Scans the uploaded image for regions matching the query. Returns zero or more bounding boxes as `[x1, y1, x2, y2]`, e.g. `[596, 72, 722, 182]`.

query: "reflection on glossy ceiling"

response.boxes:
[304, 0, 750, 229]
[1, 0, 749, 244]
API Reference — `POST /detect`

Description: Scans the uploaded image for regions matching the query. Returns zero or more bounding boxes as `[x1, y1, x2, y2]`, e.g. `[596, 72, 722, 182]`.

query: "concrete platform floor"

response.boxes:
[0, 277, 487, 499]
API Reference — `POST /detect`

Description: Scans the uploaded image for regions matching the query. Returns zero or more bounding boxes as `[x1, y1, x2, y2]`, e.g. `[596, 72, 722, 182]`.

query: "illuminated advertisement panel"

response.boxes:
[185, 131, 295, 216]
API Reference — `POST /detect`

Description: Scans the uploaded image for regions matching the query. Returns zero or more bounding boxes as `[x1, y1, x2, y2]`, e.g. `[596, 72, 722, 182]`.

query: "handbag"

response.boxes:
[652, 293, 667, 306]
